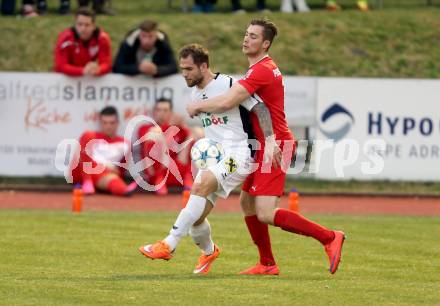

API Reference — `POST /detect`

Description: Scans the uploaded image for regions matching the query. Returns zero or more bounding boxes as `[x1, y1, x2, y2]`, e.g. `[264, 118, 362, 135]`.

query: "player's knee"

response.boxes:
[255, 208, 275, 224]
[191, 181, 210, 197]
[191, 172, 217, 197]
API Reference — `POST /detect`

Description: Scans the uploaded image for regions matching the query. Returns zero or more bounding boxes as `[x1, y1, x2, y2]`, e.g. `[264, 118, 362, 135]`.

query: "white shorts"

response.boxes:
[194, 146, 252, 205]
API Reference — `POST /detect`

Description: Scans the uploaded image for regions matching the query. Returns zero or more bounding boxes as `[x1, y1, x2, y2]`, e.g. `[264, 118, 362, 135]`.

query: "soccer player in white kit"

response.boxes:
[138, 44, 272, 274]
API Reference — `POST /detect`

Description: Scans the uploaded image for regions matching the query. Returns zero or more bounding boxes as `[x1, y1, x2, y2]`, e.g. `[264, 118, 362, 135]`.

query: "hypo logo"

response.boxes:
[319, 103, 354, 142]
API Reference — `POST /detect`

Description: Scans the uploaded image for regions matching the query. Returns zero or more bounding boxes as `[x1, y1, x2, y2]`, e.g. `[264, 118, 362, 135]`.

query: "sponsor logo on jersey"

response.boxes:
[224, 157, 237, 174]
[201, 115, 229, 127]
[89, 45, 99, 57]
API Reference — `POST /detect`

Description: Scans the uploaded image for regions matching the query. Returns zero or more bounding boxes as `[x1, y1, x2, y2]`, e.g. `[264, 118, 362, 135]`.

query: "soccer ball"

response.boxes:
[190, 138, 224, 169]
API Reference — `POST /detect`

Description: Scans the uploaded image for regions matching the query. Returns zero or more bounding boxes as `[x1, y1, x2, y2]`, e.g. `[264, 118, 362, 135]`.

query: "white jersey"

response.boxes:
[190, 73, 257, 154]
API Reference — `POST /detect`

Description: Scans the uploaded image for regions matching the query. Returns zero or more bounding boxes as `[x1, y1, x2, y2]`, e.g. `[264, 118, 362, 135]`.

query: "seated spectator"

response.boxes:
[20, 0, 70, 16]
[78, 0, 115, 15]
[137, 98, 193, 195]
[327, 0, 369, 11]
[54, 8, 112, 76]
[71, 106, 137, 196]
[113, 20, 178, 78]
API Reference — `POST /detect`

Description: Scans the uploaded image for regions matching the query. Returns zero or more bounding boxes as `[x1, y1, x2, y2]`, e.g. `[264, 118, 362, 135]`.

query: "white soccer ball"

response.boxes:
[191, 138, 223, 169]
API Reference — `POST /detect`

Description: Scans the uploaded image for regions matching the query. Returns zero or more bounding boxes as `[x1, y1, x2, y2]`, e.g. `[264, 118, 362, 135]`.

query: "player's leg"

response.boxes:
[190, 217, 214, 255]
[95, 171, 137, 196]
[239, 170, 278, 275]
[78, 131, 98, 194]
[188, 151, 251, 273]
[139, 170, 219, 260]
[253, 194, 335, 244]
[253, 195, 345, 274]
[189, 216, 220, 274]
[238, 190, 279, 275]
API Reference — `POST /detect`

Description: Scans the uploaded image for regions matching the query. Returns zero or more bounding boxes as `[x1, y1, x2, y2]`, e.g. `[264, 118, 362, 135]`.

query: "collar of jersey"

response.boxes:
[249, 54, 269, 68]
[198, 72, 221, 92]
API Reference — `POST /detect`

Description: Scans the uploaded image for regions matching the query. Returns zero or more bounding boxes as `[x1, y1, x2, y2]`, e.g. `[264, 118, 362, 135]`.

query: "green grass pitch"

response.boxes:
[1, 210, 439, 305]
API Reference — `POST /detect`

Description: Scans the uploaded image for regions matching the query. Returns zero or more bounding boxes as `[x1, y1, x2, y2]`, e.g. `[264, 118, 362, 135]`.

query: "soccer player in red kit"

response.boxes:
[187, 18, 345, 275]
[71, 106, 137, 196]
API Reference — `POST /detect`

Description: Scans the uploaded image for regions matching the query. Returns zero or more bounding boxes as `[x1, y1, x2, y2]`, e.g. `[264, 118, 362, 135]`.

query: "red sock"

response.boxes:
[107, 177, 128, 196]
[245, 215, 276, 266]
[274, 209, 335, 245]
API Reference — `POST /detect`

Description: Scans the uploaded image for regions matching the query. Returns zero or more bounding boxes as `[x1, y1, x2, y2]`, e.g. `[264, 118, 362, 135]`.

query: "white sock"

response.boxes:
[190, 219, 215, 255]
[164, 195, 206, 251]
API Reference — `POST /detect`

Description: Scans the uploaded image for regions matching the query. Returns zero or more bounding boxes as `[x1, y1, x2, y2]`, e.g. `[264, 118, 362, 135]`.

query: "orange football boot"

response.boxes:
[239, 263, 280, 275]
[193, 244, 221, 274]
[139, 241, 173, 260]
[325, 230, 346, 274]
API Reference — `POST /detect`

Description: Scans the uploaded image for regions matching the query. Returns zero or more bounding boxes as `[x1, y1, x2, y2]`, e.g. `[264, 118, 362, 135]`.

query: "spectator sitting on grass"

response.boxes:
[54, 7, 112, 76]
[113, 20, 178, 78]
[326, 0, 368, 11]
[70, 106, 137, 196]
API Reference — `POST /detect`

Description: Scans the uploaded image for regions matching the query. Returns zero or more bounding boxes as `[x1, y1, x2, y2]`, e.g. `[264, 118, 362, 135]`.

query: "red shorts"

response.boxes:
[242, 140, 296, 196]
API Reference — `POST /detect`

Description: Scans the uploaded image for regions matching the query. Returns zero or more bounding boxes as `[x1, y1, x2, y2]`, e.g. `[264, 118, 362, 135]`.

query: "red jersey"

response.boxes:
[54, 27, 112, 76]
[71, 131, 129, 183]
[82, 131, 129, 164]
[238, 56, 293, 142]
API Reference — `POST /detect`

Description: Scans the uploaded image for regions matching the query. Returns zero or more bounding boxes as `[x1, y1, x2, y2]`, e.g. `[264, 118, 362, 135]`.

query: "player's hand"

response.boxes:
[83, 62, 99, 76]
[186, 102, 199, 118]
[83, 62, 94, 75]
[139, 61, 158, 76]
[264, 136, 282, 169]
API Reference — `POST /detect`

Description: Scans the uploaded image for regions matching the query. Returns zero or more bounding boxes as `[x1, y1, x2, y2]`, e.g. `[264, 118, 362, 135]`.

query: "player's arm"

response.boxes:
[54, 37, 84, 76]
[186, 83, 250, 116]
[250, 102, 281, 168]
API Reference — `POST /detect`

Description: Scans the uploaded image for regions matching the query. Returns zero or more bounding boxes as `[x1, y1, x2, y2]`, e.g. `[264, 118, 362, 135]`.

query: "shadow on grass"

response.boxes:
[105, 273, 286, 282]
[25, 273, 294, 282]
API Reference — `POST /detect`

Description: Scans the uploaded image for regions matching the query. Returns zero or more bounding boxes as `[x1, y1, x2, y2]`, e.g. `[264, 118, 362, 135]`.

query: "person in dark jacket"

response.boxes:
[113, 20, 178, 78]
